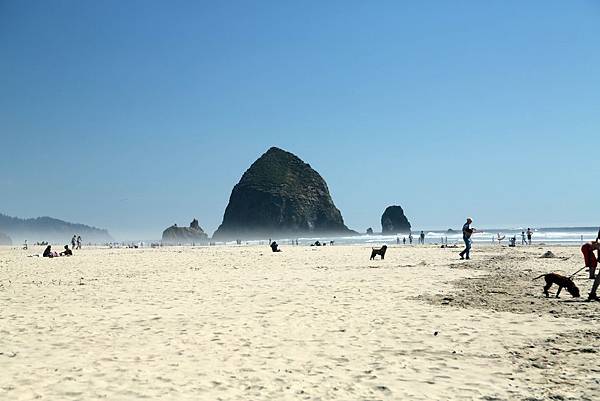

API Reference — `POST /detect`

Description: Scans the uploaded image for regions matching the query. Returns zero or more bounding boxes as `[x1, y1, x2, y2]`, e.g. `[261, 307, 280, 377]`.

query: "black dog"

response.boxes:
[533, 273, 580, 298]
[370, 245, 387, 260]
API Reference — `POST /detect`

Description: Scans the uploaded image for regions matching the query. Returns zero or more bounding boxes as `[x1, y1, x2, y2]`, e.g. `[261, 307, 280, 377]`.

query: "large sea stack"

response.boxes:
[213, 147, 354, 240]
[381, 206, 411, 234]
[162, 219, 209, 244]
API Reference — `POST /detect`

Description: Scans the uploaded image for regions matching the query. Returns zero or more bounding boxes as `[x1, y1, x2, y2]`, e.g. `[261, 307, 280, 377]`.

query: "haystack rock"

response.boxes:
[162, 219, 208, 244]
[381, 206, 411, 234]
[213, 147, 354, 240]
[0, 232, 12, 245]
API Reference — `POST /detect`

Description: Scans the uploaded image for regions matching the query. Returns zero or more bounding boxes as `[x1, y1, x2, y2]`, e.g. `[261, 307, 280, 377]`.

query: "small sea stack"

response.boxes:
[162, 219, 209, 244]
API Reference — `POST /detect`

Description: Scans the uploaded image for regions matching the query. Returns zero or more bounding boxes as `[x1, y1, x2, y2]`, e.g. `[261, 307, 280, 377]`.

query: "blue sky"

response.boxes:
[1, 1, 599, 239]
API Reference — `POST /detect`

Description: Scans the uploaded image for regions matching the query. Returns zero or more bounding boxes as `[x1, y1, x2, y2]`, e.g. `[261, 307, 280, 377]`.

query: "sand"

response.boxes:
[0, 243, 598, 400]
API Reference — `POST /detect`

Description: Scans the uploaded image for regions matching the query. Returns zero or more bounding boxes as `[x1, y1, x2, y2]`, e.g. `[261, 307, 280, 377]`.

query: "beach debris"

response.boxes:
[540, 251, 556, 258]
[434, 331, 439, 336]
[374, 385, 391, 393]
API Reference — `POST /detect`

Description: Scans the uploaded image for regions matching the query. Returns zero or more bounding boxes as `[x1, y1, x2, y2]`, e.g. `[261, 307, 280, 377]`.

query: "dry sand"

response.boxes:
[1, 243, 598, 400]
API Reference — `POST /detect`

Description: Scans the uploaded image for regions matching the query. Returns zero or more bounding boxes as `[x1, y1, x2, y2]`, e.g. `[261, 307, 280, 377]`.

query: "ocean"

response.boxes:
[277, 227, 600, 247]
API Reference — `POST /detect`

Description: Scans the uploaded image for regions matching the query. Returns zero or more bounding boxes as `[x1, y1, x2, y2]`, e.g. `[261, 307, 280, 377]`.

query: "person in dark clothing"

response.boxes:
[43, 245, 52, 258]
[60, 245, 73, 256]
[459, 218, 477, 260]
[270, 241, 281, 252]
[42, 245, 60, 258]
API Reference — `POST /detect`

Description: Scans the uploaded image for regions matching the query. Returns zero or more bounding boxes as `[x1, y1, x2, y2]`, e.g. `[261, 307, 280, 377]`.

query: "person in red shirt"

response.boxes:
[582, 241, 600, 279]
[585, 241, 600, 301]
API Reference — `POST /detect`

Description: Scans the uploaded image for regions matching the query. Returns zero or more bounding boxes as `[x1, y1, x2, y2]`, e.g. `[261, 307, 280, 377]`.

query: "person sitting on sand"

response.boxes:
[270, 241, 281, 252]
[60, 245, 73, 256]
[42, 245, 59, 258]
[582, 240, 600, 279]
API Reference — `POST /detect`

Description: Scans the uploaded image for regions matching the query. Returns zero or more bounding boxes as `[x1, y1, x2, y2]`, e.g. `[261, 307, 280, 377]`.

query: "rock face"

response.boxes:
[0, 232, 12, 245]
[381, 206, 411, 234]
[162, 219, 208, 244]
[213, 147, 354, 240]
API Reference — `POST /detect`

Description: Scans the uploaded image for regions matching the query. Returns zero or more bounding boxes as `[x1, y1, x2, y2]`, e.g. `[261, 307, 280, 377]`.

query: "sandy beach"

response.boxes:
[1, 244, 598, 400]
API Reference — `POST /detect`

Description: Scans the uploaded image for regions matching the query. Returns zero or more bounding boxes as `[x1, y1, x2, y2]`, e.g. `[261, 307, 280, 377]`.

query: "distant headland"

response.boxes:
[0, 213, 113, 243]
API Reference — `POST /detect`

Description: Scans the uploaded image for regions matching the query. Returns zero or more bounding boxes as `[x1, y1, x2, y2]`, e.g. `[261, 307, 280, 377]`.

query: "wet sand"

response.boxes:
[0, 244, 597, 400]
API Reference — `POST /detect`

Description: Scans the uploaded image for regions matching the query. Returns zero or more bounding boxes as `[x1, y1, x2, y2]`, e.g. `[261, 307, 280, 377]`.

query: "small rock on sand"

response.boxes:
[540, 251, 556, 258]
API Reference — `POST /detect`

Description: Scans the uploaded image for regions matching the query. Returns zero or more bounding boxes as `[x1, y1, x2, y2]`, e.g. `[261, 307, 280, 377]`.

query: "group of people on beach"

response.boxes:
[521, 228, 533, 245]
[71, 235, 82, 250]
[38, 234, 82, 258]
[462, 218, 600, 302]
[394, 231, 426, 246]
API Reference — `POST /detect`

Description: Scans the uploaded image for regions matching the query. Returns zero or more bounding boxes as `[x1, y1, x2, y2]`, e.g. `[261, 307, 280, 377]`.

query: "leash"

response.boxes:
[569, 266, 588, 279]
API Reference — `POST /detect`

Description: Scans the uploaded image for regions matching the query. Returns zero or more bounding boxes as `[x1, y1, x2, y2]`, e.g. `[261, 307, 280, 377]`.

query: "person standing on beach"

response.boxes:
[71, 235, 76, 250]
[526, 228, 533, 245]
[408, 233, 413, 244]
[76, 235, 82, 249]
[521, 231, 526, 245]
[582, 240, 600, 280]
[584, 241, 600, 300]
[403, 237, 406, 245]
[420, 231, 425, 245]
[459, 218, 476, 260]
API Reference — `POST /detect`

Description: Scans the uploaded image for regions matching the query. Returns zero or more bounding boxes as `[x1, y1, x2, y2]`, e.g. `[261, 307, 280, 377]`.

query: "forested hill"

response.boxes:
[0, 213, 113, 243]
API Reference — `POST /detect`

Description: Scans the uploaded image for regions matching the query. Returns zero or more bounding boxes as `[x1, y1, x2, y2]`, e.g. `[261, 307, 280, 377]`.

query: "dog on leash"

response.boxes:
[370, 245, 387, 260]
[533, 273, 580, 298]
